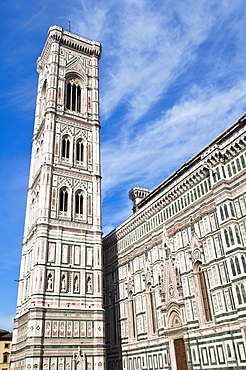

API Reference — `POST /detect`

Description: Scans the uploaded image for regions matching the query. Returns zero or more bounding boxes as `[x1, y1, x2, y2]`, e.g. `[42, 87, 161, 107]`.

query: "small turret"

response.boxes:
[129, 186, 149, 213]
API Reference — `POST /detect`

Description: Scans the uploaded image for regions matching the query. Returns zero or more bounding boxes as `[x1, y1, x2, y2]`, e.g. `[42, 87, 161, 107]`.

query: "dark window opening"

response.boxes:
[198, 267, 212, 322]
[224, 204, 229, 218]
[59, 188, 68, 212]
[76, 139, 84, 162]
[66, 81, 82, 112]
[242, 256, 246, 273]
[231, 259, 236, 276]
[229, 227, 235, 245]
[75, 191, 83, 215]
[62, 136, 70, 159]
[236, 285, 242, 304]
[235, 256, 241, 274]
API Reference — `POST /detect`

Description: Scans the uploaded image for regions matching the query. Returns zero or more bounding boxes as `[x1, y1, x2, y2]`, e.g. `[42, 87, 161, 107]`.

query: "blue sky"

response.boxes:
[1, 0, 246, 332]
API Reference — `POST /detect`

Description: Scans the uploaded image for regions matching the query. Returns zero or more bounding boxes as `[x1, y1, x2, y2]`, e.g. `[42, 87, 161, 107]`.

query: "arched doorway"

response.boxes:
[168, 310, 188, 370]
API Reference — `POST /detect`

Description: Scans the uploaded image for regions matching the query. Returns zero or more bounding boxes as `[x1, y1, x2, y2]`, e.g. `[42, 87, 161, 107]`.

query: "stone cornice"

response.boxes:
[37, 26, 102, 71]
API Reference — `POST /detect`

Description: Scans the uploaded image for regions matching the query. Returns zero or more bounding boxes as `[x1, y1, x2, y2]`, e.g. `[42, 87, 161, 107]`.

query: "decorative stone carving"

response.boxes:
[74, 275, 79, 293]
[86, 274, 92, 293]
[61, 273, 67, 291]
[73, 347, 86, 370]
[47, 272, 53, 291]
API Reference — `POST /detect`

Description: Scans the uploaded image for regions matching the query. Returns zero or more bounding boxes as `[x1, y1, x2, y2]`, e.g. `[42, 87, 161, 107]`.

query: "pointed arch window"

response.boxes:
[224, 229, 230, 248]
[76, 139, 84, 162]
[241, 284, 246, 303]
[128, 291, 136, 340]
[146, 283, 157, 335]
[235, 225, 241, 244]
[230, 259, 236, 276]
[224, 204, 229, 218]
[66, 79, 82, 112]
[241, 154, 246, 168]
[111, 292, 118, 345]
[193, 349, 196, 362]
[75, 191, 83, 216]
[230, 202, 236, 217]
[242, 256, 246, 273]
[61, 135, 70, 159]
[59, 188, 68, 214]
[198, 265, 212, 322]
[220, 206, 224, 221]
[235, 256, 241, 274]
[236, 285, 242, 304]
[227, 344, 232, 358]
[229, 227, 235, 245]
[40, 80, 47, 120]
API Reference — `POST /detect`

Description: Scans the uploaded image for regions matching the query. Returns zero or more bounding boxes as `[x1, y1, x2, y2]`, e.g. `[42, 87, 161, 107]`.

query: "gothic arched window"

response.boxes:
[227, 344, 232, 358]
[40, 80, 47, 120]
[220, 206, 224, 221]
[61, 135, 70, 159]
[230, 259, 236, 276]
[235, 256, 241, 274]
[59, 188, 68, 213]
[75, 191, 83, 216]
[128, 291, 136, 340]
[76, 139, 84, 162]
[241, 256, 246, 273]
[229, 227, 235, 245]
[236, 285, 242, 304]
[224, 229, 230, 248]
[66, 79, 82, 113]
[146, 283, 157, 335]
[241, 284, 246, 303]
[230, 202, 236, 217]
[198, 265, 212, 322]
[224, 204, 229, 218]
[235, 225, 241, 244]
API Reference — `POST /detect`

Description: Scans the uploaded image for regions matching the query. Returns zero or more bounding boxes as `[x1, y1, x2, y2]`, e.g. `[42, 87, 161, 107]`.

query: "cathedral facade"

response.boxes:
[11, 26, 246, 370]
[103, 115, 246, 370]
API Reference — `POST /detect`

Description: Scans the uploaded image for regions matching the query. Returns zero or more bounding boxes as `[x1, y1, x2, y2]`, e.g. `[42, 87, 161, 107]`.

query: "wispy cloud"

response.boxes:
[73, 0, 243, 121]
[70, 0, 246, 230]
[102, 79, 246, 195]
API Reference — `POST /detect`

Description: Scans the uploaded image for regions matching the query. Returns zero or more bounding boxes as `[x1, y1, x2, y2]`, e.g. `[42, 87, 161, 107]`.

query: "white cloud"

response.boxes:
[99, 0, 242, 123]
[102, 79, 246, 196]
[72, 0, 246, 125]
[71, 0, 246, 229]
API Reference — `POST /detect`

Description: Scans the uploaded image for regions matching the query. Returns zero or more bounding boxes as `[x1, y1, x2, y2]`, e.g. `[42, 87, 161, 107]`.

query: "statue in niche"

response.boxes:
[62, 245, 68, 264]
[47, 273, 53, 290]
[61, 274, 66, 291]
[87, 275, 92, 293]
[74, 275, 79, 292]
[48, 243, 55, 262]
[73, 347, 86, 370]
[175, 267, 181, 287]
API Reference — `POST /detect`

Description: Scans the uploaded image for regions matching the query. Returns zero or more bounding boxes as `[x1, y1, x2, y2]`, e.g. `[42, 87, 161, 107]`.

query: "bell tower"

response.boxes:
[11, 26, 105, 370]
